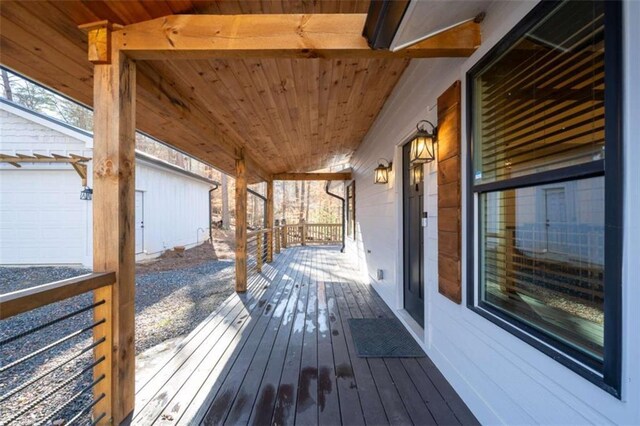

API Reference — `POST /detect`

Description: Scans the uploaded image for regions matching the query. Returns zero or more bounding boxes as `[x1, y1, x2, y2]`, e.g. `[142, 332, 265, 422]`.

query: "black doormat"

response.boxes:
[348, 318, 425, 358]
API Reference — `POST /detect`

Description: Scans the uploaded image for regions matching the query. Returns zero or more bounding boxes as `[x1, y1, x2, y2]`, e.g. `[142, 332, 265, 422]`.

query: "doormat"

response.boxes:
[348, 318, 425, 358]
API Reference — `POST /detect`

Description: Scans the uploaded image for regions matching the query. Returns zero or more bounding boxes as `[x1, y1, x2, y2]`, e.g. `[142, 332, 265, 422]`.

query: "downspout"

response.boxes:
[325, 181, 346, 253]
[209, 183, 219, 242]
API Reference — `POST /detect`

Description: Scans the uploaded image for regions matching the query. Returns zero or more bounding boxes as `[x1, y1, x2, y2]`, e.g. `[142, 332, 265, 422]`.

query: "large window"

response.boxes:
[467, 0, 622, 396]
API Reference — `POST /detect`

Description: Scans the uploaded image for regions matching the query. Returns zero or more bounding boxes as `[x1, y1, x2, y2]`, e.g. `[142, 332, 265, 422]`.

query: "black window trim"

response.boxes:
[465, 0, 623, 398]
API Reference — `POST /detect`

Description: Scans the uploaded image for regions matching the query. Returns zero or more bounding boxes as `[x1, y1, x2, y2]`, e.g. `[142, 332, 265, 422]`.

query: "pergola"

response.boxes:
[0, 1, 481, 423]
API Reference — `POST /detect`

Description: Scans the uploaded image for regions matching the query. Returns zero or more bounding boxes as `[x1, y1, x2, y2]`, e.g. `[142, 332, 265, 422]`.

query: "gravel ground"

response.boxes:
[0, 259, 235, 425]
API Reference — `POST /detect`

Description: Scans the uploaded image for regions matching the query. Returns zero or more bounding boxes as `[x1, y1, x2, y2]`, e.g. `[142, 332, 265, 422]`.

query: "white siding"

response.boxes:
[135, 159, 211, 259]
[0, 169, 91, 265]
[0, 103, 213, 266]
[347, 0, 640, 424]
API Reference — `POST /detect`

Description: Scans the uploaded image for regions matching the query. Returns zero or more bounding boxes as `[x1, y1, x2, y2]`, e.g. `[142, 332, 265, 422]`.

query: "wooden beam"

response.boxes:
[111, 15, 480, 60]
[78, 20, 121, 64]
[92, 49, 136, 424]
[273, 172, 352, 181]
[235, 150, 248, 292]
[266, 180, 274, 262]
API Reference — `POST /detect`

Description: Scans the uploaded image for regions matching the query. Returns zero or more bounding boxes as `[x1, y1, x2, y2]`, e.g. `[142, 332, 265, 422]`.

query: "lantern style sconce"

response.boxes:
[80, 186, 93, 200]
[374, 159, 392, 184]
[410, 164, 424, 187]
[409, 120, 438, 164]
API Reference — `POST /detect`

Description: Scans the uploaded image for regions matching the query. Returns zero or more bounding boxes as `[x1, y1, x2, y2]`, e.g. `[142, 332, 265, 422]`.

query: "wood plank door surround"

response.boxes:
[403, 142, 425, 327]
[437, 81, 462, 303]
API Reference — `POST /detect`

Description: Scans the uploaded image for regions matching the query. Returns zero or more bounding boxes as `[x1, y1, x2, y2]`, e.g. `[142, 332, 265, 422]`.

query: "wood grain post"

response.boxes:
[266, 180, 274, 262]
[275, 227, 281, 254]
[282, 226, 287, 248]
[301, 222, 307, 246]
[256, 232, 263, 273]
[235, 151, 247, 292]
[267, 230, 273, 263]
[91, 49, 136, 424]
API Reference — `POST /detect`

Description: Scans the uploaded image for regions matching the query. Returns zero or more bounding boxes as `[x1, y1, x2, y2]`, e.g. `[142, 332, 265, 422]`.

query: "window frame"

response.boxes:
[465, 0, 623, 397]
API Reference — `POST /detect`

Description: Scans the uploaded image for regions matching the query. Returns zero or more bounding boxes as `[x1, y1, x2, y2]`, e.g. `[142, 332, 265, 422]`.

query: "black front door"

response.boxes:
[403, 142, 424, 326]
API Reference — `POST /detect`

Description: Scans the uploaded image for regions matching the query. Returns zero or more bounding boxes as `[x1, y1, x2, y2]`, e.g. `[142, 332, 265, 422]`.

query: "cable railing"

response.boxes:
[0, 272, 115, 425]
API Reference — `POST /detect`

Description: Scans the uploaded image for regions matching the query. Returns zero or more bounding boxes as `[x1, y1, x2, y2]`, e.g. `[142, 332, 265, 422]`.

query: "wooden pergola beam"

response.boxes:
[0, 153, 91, 185]
[273, 172, 352, 181]
[108, 15, 480, 60]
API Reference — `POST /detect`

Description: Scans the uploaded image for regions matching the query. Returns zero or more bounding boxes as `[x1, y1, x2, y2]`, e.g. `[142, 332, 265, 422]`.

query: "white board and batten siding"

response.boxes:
[347, 1, 640, 424]
[0, 100, 214, 267]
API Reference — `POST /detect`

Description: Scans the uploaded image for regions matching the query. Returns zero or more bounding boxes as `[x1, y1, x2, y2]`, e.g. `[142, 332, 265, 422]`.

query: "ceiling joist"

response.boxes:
[85, 14, 480, 61]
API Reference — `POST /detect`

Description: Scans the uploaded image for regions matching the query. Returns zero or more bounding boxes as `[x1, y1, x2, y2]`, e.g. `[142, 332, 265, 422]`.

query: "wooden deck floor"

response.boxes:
[131, 246, 478, 425]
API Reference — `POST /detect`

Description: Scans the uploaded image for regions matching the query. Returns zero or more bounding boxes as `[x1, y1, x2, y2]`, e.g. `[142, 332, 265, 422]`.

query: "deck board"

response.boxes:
[132, 246, 478, 425]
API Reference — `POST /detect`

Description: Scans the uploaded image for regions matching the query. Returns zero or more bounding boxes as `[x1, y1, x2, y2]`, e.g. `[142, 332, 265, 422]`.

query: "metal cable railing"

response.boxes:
[0, 272, 115, 425]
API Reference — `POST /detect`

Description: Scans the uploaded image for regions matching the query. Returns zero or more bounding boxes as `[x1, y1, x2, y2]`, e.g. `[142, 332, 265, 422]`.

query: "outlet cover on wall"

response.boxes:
[377, 269, 384, 280]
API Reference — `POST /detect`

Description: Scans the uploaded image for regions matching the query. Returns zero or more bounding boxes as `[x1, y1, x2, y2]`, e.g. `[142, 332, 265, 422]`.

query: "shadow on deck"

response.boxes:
[131, 246, 478, 425]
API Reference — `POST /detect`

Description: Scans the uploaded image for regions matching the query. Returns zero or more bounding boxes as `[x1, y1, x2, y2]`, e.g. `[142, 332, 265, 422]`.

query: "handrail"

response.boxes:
[247, 228, 272, 239]
[0, 272, 116, 320]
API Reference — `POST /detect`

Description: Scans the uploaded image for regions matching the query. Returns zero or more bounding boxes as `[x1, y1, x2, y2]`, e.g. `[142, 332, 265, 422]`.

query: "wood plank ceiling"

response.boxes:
[0, 1, 411, 181]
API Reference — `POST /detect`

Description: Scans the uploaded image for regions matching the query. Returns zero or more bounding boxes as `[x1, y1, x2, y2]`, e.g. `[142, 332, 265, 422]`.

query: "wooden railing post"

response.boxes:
[90, 33, 136, 424]
[301, 223, 307, 246]
[235, 150, 248, 292]
[282, 225, 288, 248]
[256, 232, 263, 273]
[266, 181, 274, 262]
[275, 227, 281, 254]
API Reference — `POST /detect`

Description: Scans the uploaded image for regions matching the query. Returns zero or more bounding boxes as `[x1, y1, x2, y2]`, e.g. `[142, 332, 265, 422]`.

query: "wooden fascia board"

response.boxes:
[273, 172, 352, 181]
[110, 15, 480, 60]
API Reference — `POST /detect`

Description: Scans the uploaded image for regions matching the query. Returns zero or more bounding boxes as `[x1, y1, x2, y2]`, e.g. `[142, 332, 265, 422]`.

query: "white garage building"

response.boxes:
[0, 99, 215, 267]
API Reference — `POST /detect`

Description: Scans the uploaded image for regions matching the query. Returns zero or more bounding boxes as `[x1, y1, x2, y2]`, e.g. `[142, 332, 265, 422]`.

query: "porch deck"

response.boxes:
[132, 246, 478, 425]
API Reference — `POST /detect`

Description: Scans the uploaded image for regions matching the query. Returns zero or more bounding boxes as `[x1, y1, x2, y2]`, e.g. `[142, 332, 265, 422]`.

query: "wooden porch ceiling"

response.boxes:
[0, 1, 479, 182]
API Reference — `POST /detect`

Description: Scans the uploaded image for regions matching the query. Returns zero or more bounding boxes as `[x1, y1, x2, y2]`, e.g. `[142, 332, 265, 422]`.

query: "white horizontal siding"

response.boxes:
[0, 104, 213, 266]
[348, 0, 640, 424]
[135, 159, 212, 258]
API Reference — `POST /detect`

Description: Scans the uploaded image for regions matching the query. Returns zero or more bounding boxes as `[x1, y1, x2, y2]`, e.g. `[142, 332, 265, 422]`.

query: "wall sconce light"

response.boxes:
[410, 164, 424, 187]
[409, 120, 438, 164]
[80, 186, 93, 200]
[374, 159, 392, 184]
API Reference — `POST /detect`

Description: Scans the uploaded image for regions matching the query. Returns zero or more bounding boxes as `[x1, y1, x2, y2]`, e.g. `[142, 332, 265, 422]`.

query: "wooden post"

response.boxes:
[267, 230, 273, 262]
[301, 222, 307, 246]
[266, 180, 274, 262]
[256, 232, 263, 273]
[275, 226, 281, 254]
[282, 226, 287, 248]
[91, 47, 136, 424]
[235, 151, 247, 292]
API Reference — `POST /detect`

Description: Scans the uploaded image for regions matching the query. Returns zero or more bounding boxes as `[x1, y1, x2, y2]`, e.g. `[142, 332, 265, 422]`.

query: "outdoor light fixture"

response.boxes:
[409, 120, 438, 164]
[80, 186, 93, 201]
[374, 159, 392, 184]
[410, 164, 424, 187]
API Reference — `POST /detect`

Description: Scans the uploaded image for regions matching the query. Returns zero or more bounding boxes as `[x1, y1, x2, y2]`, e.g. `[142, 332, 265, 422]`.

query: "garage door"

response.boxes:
[0, 169, 89, 265]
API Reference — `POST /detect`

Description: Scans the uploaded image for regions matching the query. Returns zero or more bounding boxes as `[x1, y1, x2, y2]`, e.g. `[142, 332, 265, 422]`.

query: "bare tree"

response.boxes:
[1, 69, 13, 101]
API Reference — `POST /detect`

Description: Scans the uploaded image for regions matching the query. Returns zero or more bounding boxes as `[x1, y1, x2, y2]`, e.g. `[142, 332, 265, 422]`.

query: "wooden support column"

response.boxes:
[235, 151, 247, 292]
[91, 42, 136, 423]
[266, 180, 274, 262]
